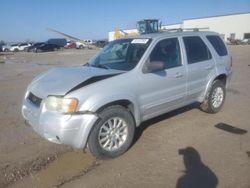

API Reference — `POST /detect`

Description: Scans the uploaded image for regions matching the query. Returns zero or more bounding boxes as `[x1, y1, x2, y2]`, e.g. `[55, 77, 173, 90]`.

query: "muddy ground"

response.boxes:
[0, 46, 250, 188]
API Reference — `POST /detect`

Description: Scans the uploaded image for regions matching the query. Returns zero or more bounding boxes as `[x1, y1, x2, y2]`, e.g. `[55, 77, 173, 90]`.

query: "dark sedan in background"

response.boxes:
[35, 43, 61, 52]
[26, 42, 44, 52]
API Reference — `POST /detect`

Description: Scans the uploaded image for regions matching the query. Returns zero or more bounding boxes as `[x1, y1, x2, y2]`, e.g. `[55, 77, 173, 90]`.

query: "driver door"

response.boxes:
[138, 37, 187, 121]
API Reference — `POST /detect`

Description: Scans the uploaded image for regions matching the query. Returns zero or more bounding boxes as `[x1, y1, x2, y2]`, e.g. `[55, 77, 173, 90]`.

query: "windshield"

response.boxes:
[88, 38, 151, 71]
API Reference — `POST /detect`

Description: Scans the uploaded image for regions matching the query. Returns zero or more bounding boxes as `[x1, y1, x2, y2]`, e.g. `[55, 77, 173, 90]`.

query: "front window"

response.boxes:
[150, 38, 182, 69]
[89, 38, 151, 71]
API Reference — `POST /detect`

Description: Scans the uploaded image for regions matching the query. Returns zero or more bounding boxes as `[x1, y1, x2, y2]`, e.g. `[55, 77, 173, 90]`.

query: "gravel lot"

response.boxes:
[0, 46, 249, 188]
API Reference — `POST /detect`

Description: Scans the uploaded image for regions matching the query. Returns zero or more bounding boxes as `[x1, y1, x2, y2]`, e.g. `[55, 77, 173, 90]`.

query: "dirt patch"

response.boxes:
[35, 151, 95, 187]
[0, 150, 70, 187]
[9, 151, 98, 188]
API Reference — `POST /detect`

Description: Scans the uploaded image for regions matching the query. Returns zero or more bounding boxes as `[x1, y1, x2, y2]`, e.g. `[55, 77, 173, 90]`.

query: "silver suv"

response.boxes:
[22, 31, 232, 159]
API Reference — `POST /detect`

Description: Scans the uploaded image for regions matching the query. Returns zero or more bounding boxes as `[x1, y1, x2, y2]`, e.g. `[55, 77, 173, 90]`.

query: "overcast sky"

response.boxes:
[0, 0, 249, 42]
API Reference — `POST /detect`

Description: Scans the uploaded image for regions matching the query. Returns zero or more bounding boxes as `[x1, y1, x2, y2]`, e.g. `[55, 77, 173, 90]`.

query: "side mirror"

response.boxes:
[143, 60, 166, 73]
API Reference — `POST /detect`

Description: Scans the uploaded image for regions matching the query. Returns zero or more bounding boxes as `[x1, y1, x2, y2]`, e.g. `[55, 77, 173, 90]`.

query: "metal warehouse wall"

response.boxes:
[183, 13, 250, 40]
[108, 13, 250, 41]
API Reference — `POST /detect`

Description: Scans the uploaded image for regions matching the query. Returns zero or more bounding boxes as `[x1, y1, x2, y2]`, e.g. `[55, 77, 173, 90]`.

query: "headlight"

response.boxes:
[44, 96, 78, 113]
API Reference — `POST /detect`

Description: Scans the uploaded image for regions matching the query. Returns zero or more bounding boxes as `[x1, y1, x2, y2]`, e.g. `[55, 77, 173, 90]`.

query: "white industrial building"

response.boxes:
[109, 12, 250, 41]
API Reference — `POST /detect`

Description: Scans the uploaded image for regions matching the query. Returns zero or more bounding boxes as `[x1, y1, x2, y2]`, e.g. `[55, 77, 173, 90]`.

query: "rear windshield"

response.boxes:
[206, 35, 228, 56]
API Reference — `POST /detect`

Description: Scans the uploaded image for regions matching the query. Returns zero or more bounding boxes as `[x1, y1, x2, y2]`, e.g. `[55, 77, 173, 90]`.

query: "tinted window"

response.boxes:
[150, 38, 181, 69]
[206, 35, 228, 56]
[183, 36, 211, 64]
[244, 33, 250, 39]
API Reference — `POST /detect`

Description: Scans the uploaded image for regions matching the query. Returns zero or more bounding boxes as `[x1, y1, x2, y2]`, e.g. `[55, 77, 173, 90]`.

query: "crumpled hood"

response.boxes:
[28, 66, 123, 98]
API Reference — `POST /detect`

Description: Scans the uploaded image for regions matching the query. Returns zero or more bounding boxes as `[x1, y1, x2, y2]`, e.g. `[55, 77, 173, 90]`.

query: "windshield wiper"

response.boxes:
[84, 62, 90, 66]
[84, 62, 110, 69]
[92, 64, 110, 69]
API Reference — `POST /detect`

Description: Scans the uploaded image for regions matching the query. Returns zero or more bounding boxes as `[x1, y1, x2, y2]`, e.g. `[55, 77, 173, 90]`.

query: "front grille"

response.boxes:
[27, 92, 42, 107]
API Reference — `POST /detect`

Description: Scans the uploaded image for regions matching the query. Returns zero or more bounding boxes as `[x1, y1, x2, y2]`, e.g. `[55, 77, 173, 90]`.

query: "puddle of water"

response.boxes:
[215, 123, 248, 135]
[33, 151, 95, 187]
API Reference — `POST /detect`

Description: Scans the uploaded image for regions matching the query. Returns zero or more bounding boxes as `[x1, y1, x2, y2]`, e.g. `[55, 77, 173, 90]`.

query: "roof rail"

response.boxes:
[164, 27, 209, 32]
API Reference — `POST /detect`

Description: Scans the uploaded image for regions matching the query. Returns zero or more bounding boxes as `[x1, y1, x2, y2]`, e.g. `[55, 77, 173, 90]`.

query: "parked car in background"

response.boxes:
[64, 41, 76, 49]
[1, 44, 11, 52]
[47, 38, 67, 47]
[9, 43, 19, 52]
[26, 42, 44, 52]
[84, 39, 94, 44]
[75, 41, 87, 49]
[10, 43, 31, 52]
[0, 42, 5, 52]
[95, 40, 108, 48]
[35, 43, 61, 52]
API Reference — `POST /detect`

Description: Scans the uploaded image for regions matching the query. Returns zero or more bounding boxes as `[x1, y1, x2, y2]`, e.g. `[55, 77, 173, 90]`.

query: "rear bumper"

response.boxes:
[22, 96, 98, 149]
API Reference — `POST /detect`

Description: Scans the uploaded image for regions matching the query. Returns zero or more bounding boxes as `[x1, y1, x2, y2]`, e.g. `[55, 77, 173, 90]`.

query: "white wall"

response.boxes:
[162, 23, 183, 30]
[183, 13, 250, 40]
[108, 13, 250, 41]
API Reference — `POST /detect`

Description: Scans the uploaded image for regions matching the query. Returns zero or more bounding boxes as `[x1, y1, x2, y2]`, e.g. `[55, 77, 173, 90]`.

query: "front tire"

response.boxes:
[201, 80, 226, 113]
[88, 105, 135, 159]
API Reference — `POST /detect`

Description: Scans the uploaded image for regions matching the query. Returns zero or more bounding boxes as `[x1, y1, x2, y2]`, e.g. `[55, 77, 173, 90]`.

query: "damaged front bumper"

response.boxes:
[22, 94, 98, 149]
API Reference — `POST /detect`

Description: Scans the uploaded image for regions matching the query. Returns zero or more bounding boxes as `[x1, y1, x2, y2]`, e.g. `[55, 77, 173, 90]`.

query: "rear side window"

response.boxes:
[183, 36, 212, 64]
[206, 35, 228, 56]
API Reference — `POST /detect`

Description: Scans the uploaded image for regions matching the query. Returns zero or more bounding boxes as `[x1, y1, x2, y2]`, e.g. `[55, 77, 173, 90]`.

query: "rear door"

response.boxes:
[182, 35, 216, 102]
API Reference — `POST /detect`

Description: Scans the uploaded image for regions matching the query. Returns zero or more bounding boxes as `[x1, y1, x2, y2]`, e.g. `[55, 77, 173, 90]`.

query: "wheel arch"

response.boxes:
[96, 99, 141, 126]
[201, 73, 227, 102]
[93, 98, 141, 127]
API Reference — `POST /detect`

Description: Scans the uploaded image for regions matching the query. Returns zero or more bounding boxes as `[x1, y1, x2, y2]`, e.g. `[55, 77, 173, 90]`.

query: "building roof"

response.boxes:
[183, 12, 250, 21]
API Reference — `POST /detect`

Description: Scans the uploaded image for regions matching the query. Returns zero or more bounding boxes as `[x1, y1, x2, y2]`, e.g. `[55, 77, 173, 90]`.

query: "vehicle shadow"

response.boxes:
[133, 102, 199, 144]
[176, 147, 218, 188]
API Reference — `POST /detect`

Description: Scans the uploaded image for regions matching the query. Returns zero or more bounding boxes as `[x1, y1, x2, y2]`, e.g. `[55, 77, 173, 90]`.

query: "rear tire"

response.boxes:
[88, 105, 135, 159]
[201, 80, 226, 113]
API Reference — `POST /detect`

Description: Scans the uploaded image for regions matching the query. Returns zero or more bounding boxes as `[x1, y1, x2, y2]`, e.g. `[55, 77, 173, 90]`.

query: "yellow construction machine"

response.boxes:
[114, 19, 161, 39]
[114, 19, 209, 40]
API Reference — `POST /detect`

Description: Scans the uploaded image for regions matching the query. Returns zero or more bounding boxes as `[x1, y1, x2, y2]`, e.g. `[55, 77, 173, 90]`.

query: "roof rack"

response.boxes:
[164, 27, 210, 32]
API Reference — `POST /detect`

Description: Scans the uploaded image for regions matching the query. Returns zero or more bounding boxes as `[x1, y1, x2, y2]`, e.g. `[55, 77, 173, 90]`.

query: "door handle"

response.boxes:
[174, 72, 184, 78]
[205, 65, 213, 70]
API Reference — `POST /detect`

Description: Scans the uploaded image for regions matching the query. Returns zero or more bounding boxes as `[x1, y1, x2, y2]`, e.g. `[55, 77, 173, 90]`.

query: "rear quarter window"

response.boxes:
[206, 35, 228, 56]
[183, 36, 212, 64]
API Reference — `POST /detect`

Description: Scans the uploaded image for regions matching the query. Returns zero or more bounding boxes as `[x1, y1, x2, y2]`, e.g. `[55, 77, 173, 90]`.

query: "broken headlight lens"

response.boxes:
[44, 96, 78, 113]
